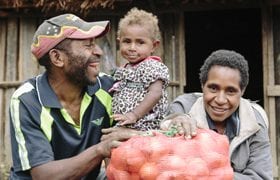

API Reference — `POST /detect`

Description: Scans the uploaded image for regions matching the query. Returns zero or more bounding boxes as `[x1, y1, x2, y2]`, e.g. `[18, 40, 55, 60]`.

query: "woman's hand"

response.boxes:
[160, 113, 197, 139]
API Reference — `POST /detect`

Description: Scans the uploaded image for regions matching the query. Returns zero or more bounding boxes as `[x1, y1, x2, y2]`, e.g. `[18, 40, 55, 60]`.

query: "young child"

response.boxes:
[110, 7, 170, 131]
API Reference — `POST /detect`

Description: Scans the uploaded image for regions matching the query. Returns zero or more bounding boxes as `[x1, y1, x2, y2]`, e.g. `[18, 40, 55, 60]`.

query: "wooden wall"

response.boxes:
[262, 3, 280, 179]
[271, 5, 280, 179]
[0, 13, 185, 179]
[0, 17, 41, 180]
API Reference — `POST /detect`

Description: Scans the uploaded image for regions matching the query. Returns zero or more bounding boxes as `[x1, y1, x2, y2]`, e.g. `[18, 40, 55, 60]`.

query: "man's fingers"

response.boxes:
[101, 127, 140, 141]
[110, 140, 122, 148]
[100, 133, 110, 141]
[101, 127, 116, 134]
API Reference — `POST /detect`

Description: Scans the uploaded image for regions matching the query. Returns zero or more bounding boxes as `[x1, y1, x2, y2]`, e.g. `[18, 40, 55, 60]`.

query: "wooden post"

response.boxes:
[261, 2, 279, 178]
[0, 18, 6, 180]
[19, 17, 39, 80]
[4, 17, 19, 178]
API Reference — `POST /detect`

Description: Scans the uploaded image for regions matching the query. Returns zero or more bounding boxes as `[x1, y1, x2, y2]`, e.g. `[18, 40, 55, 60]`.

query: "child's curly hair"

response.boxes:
[117, 7, 161, 41]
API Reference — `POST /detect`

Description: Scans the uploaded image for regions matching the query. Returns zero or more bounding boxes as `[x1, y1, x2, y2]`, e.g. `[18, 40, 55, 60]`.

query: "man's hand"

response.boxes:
[160, 113, 197, 139]
[100, 127, 143, 157]
[31, 128, 137, 179]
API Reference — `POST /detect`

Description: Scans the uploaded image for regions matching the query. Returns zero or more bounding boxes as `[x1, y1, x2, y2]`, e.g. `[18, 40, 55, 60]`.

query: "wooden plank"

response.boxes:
[177, 13, 186, 95]
[4, 17, 19, 173]
[19, 17, 39, 80]
[171, 34, 177, 101]
[161, 14, 176, 102]
[6, 18, 18, 81]
[169, 81, 180, 86]
[0, 81, 22, 88]
[171, 15, 177, 101]
[106, 16, 117, 68]
[272, 6, 280, 177]
[267, 85, 280, 96]
[0, 20, 5, 96]
[161, 13, 186, 99]
[268, 97, 278, 177]
[114, 15, 127, 67]
[276, 99, 280, 180]
[0, 18, 6, 180]
[262, 3, 279, 178]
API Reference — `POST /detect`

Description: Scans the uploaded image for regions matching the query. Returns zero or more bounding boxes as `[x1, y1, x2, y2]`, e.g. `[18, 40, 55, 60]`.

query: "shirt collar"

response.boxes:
[206, 110, 240, 141]
[36, 72, 100, 108]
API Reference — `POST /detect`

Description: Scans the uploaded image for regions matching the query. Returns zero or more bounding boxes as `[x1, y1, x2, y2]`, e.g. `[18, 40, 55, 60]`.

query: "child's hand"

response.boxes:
[112, 112, 138, 125]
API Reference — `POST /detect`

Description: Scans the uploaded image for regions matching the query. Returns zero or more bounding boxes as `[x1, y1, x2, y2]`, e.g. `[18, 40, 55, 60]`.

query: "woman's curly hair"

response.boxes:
[199, 49, 249, 90]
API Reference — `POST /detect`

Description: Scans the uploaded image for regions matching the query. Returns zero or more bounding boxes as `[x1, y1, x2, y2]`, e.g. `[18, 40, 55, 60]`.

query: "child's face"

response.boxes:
[118, 24, 158, 64]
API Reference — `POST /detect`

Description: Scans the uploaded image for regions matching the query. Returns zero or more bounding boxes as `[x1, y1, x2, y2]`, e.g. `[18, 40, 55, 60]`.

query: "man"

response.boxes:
[162, 49, 273, 179]
[9, 14, 135, 180]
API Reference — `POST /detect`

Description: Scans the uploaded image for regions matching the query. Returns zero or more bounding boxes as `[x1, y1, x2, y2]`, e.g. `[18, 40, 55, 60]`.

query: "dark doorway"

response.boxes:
[184, 9, 263, 106]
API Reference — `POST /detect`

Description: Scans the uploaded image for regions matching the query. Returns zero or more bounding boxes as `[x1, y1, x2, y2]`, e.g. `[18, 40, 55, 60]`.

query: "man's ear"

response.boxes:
[49, 49, 64, 67]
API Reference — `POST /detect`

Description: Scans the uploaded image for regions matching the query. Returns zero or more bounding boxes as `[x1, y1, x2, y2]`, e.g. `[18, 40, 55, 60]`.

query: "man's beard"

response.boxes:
[65, 52, 98, 87]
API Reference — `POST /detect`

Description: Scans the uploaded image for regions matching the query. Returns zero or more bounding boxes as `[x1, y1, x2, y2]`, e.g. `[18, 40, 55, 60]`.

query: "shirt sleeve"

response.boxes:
[167, 93, 201, 115]
[9, 96, 54, 172]
[138, 60, 169, 89]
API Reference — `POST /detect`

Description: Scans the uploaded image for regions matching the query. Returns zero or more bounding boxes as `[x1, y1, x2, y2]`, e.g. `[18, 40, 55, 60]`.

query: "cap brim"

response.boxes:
[31, 20, 110, 60]
[67, 20, 110, 39]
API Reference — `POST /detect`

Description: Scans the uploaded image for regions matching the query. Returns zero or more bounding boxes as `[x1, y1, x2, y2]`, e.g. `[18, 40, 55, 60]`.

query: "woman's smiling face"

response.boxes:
[202, 65, 244, 122]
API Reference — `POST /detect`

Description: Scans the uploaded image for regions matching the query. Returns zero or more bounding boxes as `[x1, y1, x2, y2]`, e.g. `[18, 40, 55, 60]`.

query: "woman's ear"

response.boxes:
[241, 88, 246, 96]
[49, 49, 64, 67]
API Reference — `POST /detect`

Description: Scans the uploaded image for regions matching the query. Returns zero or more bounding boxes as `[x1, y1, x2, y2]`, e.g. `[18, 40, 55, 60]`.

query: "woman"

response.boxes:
[163, 49, 273, 179]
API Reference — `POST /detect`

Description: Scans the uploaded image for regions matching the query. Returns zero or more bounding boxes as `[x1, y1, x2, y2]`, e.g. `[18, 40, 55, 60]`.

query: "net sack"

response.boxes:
[106, 128, 233, 180]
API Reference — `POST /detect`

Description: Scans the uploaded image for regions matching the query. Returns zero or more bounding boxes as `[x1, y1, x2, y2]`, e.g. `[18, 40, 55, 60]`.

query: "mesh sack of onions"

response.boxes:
[106, 128, 233, 180]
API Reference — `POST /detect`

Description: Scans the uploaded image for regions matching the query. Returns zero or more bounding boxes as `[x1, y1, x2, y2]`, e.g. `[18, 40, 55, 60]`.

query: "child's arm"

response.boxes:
[113, 80, 163, 125]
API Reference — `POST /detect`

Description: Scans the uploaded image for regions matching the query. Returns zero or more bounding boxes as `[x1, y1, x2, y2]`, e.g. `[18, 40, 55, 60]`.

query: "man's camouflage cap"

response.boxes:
[31, 13, 110, 60]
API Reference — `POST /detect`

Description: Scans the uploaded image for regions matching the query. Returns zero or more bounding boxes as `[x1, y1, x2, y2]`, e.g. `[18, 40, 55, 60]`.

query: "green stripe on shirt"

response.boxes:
[10, 82, 34, 170]
[40, 107, 54, 141]
[95, 89, 113, 126]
